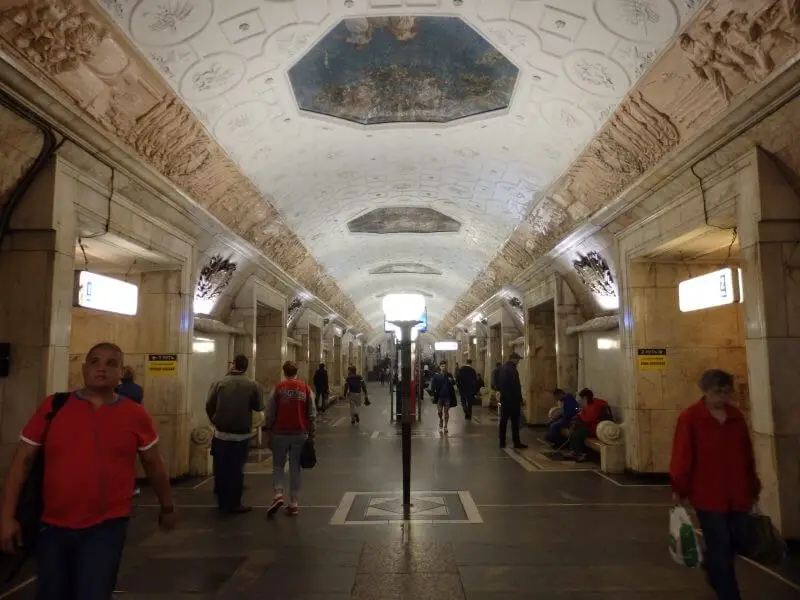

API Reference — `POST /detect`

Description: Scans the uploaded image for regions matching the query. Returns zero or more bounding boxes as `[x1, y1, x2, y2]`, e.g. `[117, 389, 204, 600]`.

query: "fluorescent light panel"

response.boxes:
[193, 337, 215, 354]
[678, 267, 742, 313]
[435, 341, 458, 351]
[74, 271, 138, 316]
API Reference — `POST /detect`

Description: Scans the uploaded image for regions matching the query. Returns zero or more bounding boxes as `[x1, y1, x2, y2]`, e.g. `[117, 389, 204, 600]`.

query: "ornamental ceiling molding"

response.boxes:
[0, 0, 371, 334]
[438, 0, 800, 333]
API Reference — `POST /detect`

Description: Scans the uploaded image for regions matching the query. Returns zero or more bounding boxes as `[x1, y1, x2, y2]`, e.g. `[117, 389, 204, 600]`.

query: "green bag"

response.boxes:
[669, 507, 703, 568]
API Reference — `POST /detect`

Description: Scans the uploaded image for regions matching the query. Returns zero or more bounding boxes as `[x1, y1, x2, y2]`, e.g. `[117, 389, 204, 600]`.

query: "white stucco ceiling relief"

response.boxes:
[100, 0, 701, 331]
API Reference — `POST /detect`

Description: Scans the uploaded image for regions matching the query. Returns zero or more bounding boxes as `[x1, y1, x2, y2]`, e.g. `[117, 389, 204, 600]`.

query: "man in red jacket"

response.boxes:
[670, 369, 760, 600]
[568, 388, 610, 461]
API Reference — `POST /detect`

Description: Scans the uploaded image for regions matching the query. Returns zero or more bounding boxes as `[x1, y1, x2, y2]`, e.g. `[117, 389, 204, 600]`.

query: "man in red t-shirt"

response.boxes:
[0, 342, 177, 600]
[670, 369, 760, 600]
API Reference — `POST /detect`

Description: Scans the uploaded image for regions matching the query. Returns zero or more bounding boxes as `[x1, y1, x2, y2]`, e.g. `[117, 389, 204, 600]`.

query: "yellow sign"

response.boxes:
[637, 348, 667, 371]
[147, 354, 177, 375]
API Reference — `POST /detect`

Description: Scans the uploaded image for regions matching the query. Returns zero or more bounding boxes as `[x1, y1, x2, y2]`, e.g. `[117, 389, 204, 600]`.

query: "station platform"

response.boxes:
[2, 386, 799, 599]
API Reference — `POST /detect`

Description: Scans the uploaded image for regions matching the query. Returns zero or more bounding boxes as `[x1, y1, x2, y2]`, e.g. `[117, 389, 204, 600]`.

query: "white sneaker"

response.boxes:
[133, 488, 141, 497]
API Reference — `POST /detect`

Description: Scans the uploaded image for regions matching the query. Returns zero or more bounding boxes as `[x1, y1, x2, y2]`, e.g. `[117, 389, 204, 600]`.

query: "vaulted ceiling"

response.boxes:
[90, 0, 701, 332]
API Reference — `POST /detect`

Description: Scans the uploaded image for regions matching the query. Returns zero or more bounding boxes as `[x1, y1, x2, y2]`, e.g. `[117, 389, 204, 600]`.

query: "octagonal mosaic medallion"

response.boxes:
[289, 16, 519, 125]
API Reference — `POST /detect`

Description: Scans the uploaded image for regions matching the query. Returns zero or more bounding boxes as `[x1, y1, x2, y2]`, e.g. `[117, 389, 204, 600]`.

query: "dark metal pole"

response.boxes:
[399, 323, 412, 514]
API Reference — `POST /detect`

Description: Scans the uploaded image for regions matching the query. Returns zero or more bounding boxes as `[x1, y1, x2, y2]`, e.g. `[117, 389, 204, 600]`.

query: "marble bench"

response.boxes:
[558, 420, 626, 474]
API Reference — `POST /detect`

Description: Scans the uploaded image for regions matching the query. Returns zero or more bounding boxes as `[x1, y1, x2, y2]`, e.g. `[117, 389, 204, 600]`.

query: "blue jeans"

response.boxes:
[271, 434, 306, 501]
[696, 510, 749, 600]
[36, 517, 128, 600]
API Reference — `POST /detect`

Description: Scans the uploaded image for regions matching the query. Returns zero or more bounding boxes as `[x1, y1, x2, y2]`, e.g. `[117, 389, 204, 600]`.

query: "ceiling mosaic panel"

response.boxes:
[288, 16, 519, 125]
[348, 207, 461, 234]
[97, 0, 703, 330]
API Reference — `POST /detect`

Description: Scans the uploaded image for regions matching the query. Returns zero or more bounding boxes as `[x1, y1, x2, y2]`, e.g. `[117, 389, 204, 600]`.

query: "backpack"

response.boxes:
[6, 392, 69, 582]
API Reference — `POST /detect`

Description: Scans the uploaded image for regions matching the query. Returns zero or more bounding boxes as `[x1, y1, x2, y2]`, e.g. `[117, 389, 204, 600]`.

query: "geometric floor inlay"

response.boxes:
[330, 490, 482, 525]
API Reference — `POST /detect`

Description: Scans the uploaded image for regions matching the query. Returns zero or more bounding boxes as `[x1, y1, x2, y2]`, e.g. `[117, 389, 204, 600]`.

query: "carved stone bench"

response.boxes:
[558, 420, 625, 474]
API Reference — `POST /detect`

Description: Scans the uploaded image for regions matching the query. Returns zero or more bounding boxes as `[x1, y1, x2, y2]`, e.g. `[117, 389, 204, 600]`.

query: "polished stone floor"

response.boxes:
[2, 385, 799, 599]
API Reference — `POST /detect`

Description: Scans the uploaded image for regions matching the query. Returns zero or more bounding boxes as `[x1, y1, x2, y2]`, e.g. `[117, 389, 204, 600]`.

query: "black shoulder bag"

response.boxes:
[5, 392, 69, 582]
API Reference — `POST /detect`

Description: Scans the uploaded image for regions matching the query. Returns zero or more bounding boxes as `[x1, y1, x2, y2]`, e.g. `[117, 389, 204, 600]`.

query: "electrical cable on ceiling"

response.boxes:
[0, 87, 124, 254]
[83, 165, 114, 239]
[0, 94, 58, 250]
[726, 227, 738, 260]
[78, 236, 89, 269]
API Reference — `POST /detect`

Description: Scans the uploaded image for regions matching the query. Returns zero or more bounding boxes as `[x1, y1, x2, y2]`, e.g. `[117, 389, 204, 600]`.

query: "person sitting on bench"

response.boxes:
[545, 388, 579, 448]
[568, 388, 610, 462]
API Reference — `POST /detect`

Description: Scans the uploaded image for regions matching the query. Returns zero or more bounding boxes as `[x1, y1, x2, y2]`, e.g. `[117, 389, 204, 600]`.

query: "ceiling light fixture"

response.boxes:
[678, 267, 743, 313]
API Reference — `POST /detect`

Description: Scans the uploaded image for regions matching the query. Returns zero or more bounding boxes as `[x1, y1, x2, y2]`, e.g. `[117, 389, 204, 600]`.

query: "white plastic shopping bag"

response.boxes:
[669, 506, 703, 568]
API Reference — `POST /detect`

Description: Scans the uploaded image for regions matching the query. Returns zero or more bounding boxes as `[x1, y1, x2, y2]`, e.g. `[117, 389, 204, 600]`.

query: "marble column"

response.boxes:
[525, 304, 557, 425]
[333, 336, 342, 391]
[0, 161, 73, 469]
[137, 270, 192, 478]
[229, 284, 256, 377]
[296, 328, 310, 383]
[739, 148, 800, 537]
[255, 304, 283, 392]
[555, 278, 580, 394]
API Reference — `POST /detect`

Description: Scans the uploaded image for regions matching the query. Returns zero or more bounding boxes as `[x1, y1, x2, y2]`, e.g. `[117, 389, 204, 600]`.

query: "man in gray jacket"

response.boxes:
[206, 355, 264, 514]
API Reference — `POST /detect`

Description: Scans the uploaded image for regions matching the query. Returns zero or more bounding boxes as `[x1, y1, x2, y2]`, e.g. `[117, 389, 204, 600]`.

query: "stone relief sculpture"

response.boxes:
[0, 0, 108, 75]
[287, 296, 303, 326]
[125, 97, 212, 179]
[196, 254, 237, 302]
[565, 93, 679, 204]
[680, 0, 799, 101]
[572, 252, 616, 297]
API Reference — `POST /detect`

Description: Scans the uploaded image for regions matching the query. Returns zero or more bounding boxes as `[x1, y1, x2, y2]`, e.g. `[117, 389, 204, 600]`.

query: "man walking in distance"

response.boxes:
[497, 352, 528, 449]
[456, 359, 479, 420]
[0, 342, 176, 600]
[312, 363, 329, 413]
[206, 354, 264, 515]
[431, 361, 457, 433]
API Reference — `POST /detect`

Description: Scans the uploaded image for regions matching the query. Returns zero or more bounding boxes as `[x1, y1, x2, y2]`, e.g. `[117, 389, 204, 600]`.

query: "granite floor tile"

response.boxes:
[358, 541, 458, 573]
[351, 573, 465, 600]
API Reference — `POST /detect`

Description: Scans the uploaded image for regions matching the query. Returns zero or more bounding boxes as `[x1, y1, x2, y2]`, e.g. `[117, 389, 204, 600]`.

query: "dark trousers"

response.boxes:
[314, 390, 328, 411]
[569, 424, 592, 454]
[211, 437, 250, 510]
[459, 389, 473, 418]
[696, 510, 749, 600]
[36, 517, 128, 600]
[499, 403, 521, 446]
[546, 419, 569, 446]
